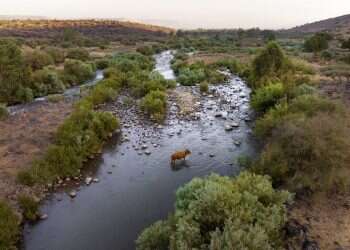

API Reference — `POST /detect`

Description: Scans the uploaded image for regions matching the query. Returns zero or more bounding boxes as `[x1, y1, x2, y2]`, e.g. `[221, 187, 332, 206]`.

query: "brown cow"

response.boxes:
[171, 149, 191, 165]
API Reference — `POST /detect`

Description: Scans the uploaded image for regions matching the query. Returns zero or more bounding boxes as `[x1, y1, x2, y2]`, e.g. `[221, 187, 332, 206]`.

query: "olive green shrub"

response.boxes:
[137, 172, 292, 250]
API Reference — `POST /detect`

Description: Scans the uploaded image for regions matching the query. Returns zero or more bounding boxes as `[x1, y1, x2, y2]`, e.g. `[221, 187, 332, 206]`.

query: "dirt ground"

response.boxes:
[0, 100, 73, 208]
[187, 52, 254, 65]
[289, 192, 350, 250]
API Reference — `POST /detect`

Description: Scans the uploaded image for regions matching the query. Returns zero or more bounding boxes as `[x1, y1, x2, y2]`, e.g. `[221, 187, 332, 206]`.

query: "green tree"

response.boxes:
[0, 39, 31, 104]
[304, 33, 331, 54]
[250, 42, 287, 87]
[341, 38, 350, 50]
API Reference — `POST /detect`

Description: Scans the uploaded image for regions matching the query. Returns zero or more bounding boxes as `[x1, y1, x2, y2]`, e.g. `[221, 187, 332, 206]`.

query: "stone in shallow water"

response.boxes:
[69, 191, 77, 198]
[145, 150, 151, 155]
[40, 214, 48, 220]
[85, 177, 92, 185]
[225, 125, 233, 131]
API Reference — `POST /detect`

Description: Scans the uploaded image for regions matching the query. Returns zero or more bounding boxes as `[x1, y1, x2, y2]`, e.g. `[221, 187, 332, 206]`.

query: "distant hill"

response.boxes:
[0, 15, 47, 20]
[0, 19, 174, 41]
[285, 14, 350, 35]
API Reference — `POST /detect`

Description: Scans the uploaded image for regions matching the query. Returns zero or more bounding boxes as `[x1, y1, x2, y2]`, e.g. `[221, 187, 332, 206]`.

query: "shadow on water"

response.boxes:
[23, 51, 258, 250]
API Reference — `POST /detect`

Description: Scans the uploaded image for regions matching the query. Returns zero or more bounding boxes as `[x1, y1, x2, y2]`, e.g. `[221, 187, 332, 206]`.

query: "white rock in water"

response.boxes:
[40, 214, 48, 220]
[231, 122, 239, 127]
[69, 191, 77, 198]
[141, 144, 148, 150]
[225, 125, 233, 131]
[145, 150, 151, 155]
[234, 141, 241, 146]
[93, 178, 99, 183]
[85, 177, 92, 185]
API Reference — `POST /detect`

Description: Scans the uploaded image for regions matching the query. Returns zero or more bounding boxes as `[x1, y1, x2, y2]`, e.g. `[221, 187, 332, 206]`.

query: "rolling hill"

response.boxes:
[286, 14, 350, 35]
[0, 19, 175, 41]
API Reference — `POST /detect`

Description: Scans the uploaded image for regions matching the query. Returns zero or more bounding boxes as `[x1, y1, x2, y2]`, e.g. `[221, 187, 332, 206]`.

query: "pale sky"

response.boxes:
[1, 0, 350, 29]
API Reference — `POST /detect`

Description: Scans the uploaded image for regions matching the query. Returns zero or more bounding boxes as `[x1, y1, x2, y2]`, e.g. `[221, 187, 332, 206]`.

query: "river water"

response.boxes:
[24, 51, 257, 250]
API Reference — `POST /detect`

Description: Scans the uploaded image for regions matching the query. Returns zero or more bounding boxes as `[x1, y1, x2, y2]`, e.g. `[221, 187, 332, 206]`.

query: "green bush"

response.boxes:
[304, 33, 331, 54]
[18, 195, 39, 221]
[24, 49, 54, 70]
[0, 201, 20, 250]
[200, 81, 209, 93]
[137, 172, 292, 250]
[47, 94, 64, 103]
[136, 46, 155, 56]
[141, 90, 167, 122]
[0, 39, 32, 104]
[86, 84, 118, 106]
[0, 103, 8, 120]
[251, 82, 285, 113]
[211, 58, 242, 74]
[62, 59, 95, 85]
[15, 87, 34, 103]
[250, 42, 288, 88]
[32, 68, 65, 96]
[253, 111, 350, 191]
[178, 65, 206, 85]
[44, 46, 65, 64]
[255, 95, 341, 138]
[66, 48, 90, 61]
[95, 58, 110, 70]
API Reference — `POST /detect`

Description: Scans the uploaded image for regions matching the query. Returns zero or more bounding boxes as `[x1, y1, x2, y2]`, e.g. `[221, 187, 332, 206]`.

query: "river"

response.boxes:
[23, 51, 257, 250]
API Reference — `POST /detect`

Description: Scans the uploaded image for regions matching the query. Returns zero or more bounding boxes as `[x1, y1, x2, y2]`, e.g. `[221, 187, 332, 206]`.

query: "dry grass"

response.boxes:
[290, 191, 350, 249]
[0, 100, 73, 206]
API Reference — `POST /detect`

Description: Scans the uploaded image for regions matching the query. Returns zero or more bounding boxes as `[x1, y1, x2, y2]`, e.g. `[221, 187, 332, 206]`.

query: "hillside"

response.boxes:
[286, 14, 350, 35]
[0, 19, 175, 40]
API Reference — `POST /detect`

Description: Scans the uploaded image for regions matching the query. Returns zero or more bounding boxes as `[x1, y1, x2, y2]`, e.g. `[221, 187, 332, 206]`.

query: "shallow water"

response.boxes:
[24, 51, 257, 250]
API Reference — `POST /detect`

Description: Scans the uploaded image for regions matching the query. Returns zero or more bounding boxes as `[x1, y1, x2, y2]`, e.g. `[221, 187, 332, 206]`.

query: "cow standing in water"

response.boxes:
[171, 149, 191, 165]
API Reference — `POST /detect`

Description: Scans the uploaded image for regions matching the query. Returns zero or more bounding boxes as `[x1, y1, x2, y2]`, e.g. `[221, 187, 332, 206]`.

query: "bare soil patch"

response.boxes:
[289, 192, 350, 250]
[0, 101, 73, 207]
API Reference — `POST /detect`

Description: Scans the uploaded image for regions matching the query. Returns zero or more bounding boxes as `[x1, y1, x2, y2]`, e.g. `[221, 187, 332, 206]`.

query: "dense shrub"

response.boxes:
[19, 76, 120, 184]
[109, 53, 154, 72]
[251, 82, 285, 113]
[253, 93, 349, 191]
[15, 87, 34, 103]
[0, 201, 20, 250]
[254, 111, 350, 191]
[62, 59, 95, 85]
[18, 195, 39, 221]
[250, 42, 288, 88]
[341, 38, 350, 50]
[0, 103, 8, 120]
[66, 48, 90, 61]
[255, 95, 342, 138]
[200, 81, 209, 93]
[0, 39, 32, 104]
[304, 33, 331, 54]
[211, 58, 242, 74]
[137, 172, 292, 250]
[44, 46, 65, 64]
[24, 49, 54, 70]
[136, 45, 155, 56]
[32, 68, 65, 96]
[141, 90, 167, 122]
[141, 90, 167, 120]
[95, 58, 110, 70]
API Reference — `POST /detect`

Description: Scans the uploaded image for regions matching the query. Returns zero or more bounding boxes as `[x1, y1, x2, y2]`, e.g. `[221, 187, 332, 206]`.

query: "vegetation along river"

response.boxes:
[24, 51, 257, 250]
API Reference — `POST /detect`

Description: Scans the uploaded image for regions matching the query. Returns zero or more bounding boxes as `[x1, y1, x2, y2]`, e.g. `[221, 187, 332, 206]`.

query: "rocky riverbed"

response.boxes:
[23, 51, 258, 250]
